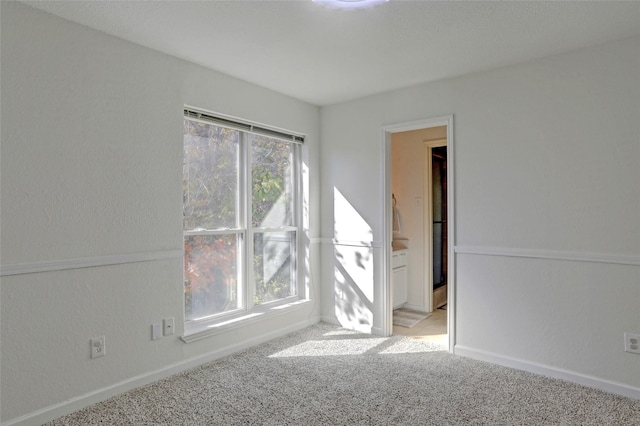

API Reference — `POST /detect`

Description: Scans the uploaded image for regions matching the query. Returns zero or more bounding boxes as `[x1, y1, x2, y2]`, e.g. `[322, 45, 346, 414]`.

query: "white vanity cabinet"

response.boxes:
[392, 249, 408, 309]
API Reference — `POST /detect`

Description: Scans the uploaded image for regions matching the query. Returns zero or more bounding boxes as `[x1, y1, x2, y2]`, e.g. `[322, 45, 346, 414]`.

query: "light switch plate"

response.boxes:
[152, 323, 162, 341]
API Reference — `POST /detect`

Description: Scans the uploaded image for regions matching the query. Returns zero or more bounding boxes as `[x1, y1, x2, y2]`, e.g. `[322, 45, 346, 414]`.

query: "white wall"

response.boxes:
[0, 3, 320, 423]
[2, 2, 639, 422]
[321, 35, 640, 394]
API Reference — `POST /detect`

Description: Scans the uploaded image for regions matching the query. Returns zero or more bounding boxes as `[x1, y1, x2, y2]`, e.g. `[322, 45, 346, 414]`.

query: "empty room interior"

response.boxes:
[1, 0, 639, 424]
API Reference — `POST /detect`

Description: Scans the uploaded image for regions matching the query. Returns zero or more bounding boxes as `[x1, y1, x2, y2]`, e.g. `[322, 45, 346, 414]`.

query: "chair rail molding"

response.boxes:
[454, 245, 640, 267]
[0, 249, 184, 276]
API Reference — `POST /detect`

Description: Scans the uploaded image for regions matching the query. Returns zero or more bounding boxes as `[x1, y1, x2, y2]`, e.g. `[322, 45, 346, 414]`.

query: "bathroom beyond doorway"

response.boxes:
[391, 128, 448, 313]
[393, 308, 447, 347]
[383, 115, 454, 347]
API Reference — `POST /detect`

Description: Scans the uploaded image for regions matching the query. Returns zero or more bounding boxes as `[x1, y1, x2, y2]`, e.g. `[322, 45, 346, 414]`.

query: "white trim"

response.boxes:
[242, 130, 253, 313]
[382, 117, 451, 134]
[184, 229, 245, 236]
[371, 326, 384, 336]
[445, 122, 456, 353]
[3, 318, 320, 426]
[0, 249, 183, 277]
[320, 315, 340, 326]
[382, 127, 393, 337]
[454, 245, 640, 267]
[454, 345, 640, 400]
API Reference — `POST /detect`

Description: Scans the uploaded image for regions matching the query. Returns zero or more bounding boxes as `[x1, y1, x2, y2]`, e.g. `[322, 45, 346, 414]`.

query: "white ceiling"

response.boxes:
[22, 0, 640, 106]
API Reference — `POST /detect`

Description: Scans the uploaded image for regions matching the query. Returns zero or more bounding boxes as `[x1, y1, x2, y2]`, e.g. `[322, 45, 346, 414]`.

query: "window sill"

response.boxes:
[180, 299, 312, 344]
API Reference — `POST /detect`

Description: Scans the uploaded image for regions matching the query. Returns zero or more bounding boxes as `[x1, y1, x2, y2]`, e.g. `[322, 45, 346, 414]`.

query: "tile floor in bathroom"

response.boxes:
[393, 307, 447, 346]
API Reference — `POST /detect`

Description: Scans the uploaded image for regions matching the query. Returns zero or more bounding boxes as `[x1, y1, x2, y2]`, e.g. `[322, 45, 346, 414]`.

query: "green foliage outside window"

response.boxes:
[183, 119, 297, 321]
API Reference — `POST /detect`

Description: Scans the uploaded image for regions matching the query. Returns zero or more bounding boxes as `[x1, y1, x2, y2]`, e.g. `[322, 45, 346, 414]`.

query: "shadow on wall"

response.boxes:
[333, 188, 374, 332]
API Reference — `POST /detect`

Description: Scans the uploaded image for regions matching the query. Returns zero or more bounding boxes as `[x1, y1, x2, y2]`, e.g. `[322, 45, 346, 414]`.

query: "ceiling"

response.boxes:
[22, 0, 640, 106]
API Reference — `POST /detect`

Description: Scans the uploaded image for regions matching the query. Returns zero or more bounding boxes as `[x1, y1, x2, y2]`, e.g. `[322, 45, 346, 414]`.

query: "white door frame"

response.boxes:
[380, 115, 456, 353]
[424, 138, 447, 312]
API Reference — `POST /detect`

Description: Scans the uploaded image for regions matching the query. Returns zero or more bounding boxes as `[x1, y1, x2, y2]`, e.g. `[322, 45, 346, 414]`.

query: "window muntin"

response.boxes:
[183, 114, 301, 324]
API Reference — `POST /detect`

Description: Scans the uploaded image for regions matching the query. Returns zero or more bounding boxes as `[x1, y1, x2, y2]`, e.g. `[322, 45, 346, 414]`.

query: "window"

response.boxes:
[183, 109, 303, 326]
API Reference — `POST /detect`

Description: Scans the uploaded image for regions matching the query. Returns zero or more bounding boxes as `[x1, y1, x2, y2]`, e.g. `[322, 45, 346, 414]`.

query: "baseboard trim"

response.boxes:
[371, 326, 384, 336]
[402, 303, 428, 313]
[3, 318, 320, 426]
[454, 345, 640, 400]
[320, 315, 340, 326]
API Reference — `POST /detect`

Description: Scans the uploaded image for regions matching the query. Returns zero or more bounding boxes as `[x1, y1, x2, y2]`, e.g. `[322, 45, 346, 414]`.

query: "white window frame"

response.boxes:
[182, 107, 305, 335]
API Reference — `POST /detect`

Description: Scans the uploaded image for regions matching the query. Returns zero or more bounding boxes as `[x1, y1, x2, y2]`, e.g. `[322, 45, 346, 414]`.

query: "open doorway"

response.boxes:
[381, 116, 454, 353]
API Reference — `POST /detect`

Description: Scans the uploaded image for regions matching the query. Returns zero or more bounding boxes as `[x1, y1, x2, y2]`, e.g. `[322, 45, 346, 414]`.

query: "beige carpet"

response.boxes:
[46, 323, 640, 425]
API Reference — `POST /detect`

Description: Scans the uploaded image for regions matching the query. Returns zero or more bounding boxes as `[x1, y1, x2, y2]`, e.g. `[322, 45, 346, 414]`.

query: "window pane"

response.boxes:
[251, 136, 293, 228]
[253, 231, 296, 305]
[184, 234, 240, 320]
[184, 119, 239, 231]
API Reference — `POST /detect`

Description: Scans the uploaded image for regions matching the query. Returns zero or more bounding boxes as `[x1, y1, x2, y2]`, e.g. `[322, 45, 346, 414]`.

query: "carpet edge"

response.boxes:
[3, 318, 320, 426]
[455, 345, 640, 400]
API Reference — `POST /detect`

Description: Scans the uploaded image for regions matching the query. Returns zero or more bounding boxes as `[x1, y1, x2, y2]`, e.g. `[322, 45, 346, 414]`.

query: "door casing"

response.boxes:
[381, 116, 455, 353]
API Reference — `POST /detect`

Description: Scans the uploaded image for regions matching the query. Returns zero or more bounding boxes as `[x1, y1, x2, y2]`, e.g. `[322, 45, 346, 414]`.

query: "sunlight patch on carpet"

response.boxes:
[380, 338, 446, 354]
[322, 329, 364, 337]
[269, 337, 389, 357]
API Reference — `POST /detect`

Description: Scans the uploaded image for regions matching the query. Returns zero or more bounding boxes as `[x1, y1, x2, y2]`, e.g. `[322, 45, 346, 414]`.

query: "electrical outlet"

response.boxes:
[90, 336, 106, 359]
[624, 333, 640, 354]
[163, 317, 175, 336]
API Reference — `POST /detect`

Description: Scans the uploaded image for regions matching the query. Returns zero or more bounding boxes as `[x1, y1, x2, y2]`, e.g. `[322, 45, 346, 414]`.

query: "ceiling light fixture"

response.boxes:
[313, 0, 389, 10]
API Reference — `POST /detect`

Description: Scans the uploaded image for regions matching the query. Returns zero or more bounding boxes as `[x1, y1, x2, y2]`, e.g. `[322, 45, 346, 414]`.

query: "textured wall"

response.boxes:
[321, 35, 640, 391]
[0, 2, 320, 423]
